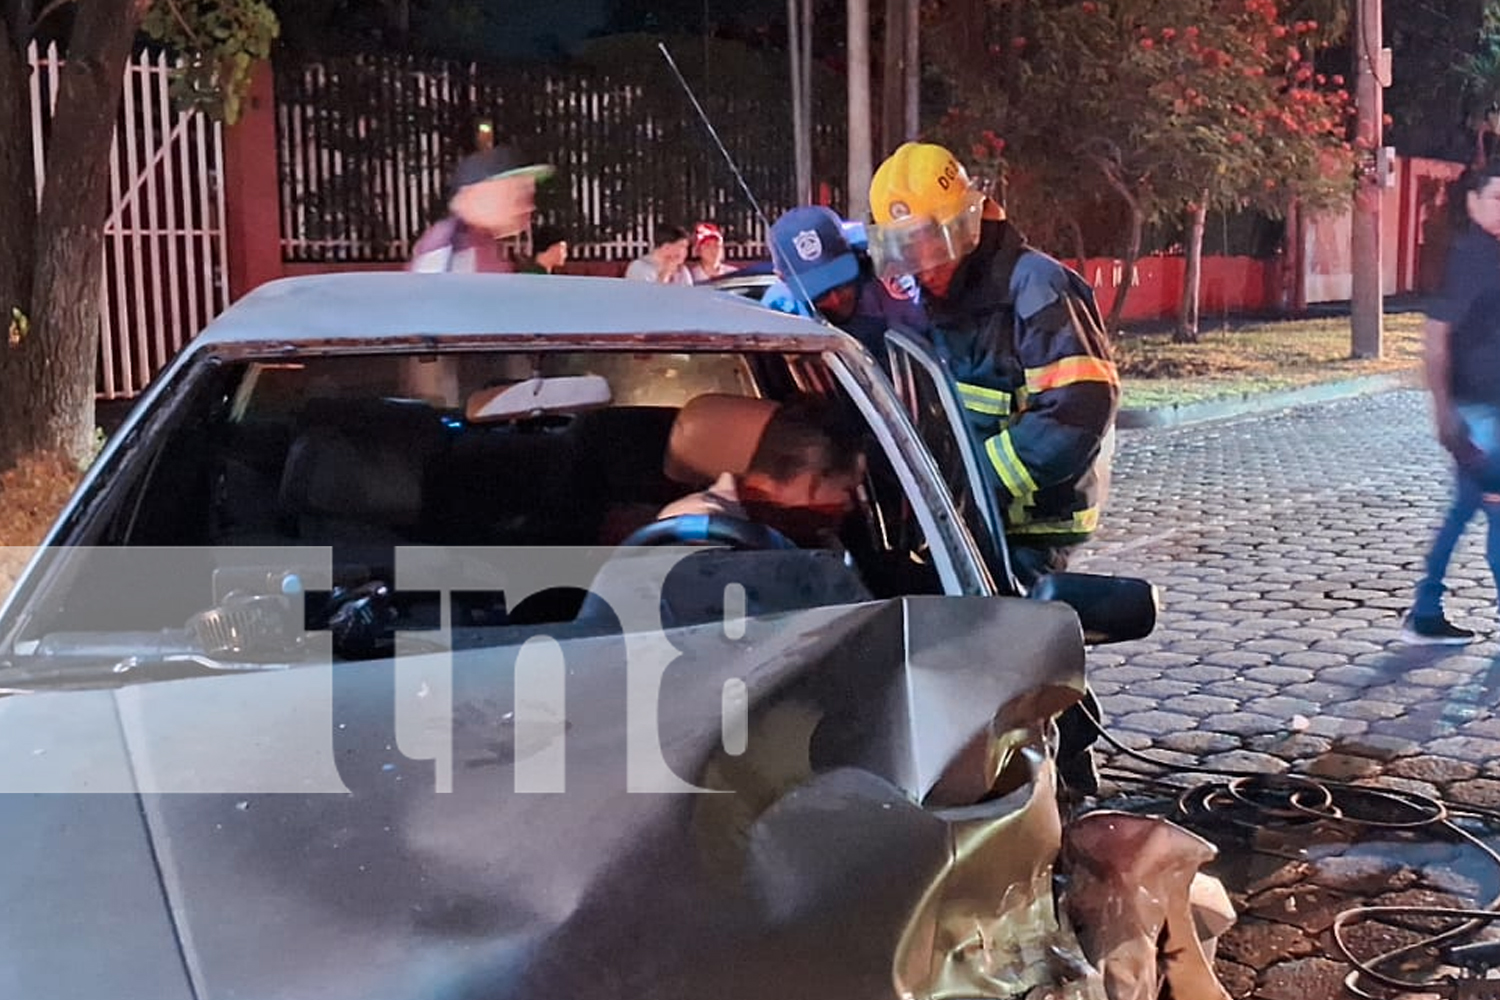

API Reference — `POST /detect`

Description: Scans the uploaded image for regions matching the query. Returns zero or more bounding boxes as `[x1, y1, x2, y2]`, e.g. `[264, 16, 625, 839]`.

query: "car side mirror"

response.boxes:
[1026, 571, 1157, 645]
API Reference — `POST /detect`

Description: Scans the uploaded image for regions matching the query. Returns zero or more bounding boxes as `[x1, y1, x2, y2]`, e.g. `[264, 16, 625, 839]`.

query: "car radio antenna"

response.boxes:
[656, 41, 824, 322]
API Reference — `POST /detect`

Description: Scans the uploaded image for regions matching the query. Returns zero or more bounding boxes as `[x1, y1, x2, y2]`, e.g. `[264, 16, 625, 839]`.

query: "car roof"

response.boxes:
[193, 272, 837, 349]
[709, 261, 776, 280]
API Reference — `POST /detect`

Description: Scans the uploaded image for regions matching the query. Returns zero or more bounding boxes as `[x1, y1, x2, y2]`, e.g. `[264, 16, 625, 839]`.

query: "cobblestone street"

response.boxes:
[1073, 387, 1500, 997]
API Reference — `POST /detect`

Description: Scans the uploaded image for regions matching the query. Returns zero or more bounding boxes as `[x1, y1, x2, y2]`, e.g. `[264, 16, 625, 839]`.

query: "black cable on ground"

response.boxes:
[1073, 696, 1500, 996]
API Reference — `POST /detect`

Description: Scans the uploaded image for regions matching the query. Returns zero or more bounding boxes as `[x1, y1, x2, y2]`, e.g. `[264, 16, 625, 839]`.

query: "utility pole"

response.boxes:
[788, 0, 812, 203]
[1350, 0, 1387, 358]
[882, 0, 905, 155]
[903, 0, 919, 140]
[881, 0, 921, 152]
[847, 0, 873, 218]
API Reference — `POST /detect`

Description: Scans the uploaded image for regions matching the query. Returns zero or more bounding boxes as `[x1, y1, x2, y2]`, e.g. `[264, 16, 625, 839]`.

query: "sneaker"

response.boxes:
[1400, 612, 1476, 646]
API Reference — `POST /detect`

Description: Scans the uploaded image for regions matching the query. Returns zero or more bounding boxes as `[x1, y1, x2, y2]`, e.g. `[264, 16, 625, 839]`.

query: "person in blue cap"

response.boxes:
[762, 206, 928, 362]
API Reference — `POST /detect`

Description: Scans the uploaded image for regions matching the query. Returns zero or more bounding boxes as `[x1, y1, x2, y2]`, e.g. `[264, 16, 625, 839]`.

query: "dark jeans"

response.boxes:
[1413, 464, 1500, 618]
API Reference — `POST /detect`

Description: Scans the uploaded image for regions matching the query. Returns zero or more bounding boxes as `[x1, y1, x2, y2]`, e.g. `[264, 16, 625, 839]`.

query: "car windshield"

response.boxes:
[0, 345, 957, 672]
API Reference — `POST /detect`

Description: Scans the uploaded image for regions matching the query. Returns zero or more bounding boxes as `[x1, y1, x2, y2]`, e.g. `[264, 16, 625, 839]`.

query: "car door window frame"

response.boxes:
[820, 348, 995, 599]
[883, 329, 1021, 595]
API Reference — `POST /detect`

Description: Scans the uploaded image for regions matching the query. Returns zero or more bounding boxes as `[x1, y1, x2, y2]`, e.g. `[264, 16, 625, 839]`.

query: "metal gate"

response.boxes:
[28, 42, 230, 400]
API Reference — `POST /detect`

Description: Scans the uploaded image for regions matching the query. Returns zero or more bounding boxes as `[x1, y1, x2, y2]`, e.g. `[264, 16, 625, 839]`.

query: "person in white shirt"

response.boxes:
[658, 395, 867, 548]
[624, 225, 693, 285]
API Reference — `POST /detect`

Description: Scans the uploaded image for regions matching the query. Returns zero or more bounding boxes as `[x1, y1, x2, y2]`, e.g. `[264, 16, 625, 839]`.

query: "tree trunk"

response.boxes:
[1175, 194, 1208, 343]
[788, 0, 810, 202]
[1106, 207, 1142, 336]
[0, 0, 148, 471]
[1068, 216, 1087, 270]
[999, 0, 1022, 89]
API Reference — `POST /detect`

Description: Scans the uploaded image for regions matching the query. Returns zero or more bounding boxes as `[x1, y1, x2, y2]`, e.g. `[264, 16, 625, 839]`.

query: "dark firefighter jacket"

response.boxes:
[925, 217, 1119, 547]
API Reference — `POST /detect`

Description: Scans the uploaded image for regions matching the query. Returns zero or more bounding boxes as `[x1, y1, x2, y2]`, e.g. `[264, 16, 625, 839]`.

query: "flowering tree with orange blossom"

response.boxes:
[929, 0, 1357, 337]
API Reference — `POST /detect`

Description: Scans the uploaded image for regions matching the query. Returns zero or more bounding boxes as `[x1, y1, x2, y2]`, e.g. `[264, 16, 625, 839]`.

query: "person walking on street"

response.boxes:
[1402, 159, 1500, 645]
[409, 146, 554, 273]
[625, 226, 693, 285]
[866, 142, 1118, 589]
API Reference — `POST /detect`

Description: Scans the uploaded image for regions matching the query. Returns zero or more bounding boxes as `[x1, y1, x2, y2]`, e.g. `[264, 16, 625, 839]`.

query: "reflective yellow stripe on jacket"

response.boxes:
[955, 380, 1010, 416]
[984, 430, 1038, 503]
[1008, 506, 1101, 536]
[1024, 356, 1119, 394]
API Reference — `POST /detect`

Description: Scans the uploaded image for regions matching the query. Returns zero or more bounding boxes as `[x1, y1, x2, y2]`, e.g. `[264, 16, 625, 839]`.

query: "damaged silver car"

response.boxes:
[0, 272, 1234, 1000]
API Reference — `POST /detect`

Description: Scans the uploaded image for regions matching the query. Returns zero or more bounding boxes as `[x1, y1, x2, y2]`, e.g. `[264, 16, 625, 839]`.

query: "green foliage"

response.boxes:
[141, 0, 280, 124]
[1461, 3, 1500, 121]
[927, 0, 1356, 255]
[1381, 0, 1487, 161]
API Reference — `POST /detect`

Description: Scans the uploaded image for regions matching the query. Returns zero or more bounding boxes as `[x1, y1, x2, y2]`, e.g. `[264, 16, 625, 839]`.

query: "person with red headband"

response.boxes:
[688, 222, 738, 283]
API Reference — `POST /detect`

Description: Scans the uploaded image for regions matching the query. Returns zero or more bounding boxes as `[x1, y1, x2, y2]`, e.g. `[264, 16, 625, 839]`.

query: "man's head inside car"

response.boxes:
[657, 394, 868, 547]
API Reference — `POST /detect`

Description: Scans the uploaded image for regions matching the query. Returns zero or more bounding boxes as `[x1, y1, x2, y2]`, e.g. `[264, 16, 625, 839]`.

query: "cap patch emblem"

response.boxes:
[793, 229, 823, 261]
[889, 201, 911, 220]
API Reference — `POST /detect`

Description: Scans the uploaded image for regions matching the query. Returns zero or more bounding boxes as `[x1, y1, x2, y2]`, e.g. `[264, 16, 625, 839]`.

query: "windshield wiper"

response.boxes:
[0, 618, 310, 689]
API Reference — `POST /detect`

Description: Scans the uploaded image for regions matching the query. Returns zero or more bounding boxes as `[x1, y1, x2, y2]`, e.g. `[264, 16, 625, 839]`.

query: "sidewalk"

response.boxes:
[1116, 300, 1427, 429]
[1117, 369, 1421, 429]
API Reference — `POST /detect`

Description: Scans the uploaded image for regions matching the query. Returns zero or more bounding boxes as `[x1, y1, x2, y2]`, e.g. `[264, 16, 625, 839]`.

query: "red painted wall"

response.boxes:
[1071, 256, 1276, 323]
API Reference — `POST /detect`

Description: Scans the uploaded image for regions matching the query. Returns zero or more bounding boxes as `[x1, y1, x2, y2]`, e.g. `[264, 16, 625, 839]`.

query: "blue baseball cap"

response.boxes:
[769, 206, 861, 301]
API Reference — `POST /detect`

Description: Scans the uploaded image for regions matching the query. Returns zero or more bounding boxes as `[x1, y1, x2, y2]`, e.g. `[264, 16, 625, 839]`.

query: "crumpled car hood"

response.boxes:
[0, 594, 1089, 1000]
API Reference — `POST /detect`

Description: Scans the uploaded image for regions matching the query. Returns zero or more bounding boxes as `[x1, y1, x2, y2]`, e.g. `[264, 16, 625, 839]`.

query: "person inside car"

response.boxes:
[657, 394, 868, 549]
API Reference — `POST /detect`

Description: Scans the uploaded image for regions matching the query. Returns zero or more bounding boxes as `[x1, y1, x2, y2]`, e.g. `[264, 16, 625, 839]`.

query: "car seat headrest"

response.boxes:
[663, 393, 780, 487]
[280, 425, 426, 526]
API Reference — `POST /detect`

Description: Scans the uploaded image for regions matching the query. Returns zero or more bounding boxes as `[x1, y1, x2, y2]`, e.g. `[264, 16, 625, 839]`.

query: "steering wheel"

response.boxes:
[617, 513, 799, 551]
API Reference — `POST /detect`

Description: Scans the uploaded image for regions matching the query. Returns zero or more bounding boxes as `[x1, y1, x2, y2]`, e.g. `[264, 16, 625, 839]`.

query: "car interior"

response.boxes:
[9, 348, 956, 661]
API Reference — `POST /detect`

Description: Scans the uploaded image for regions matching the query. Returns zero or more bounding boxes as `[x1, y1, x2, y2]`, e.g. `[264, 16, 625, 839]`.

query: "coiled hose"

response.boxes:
[1075, 697, 1500, 997]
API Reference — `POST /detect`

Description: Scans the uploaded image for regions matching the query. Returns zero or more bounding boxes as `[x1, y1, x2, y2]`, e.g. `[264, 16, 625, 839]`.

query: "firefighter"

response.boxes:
[867, 142, 1119, 588]
[869, 142, 1117, 798]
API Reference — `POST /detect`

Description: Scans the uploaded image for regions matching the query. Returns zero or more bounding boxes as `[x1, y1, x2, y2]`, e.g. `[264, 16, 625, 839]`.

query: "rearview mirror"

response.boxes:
[1027, 572, 1157, 645]
[466, 375, 612, 422]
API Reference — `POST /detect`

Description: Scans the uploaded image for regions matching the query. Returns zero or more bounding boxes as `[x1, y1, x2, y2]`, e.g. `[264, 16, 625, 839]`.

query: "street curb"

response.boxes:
[1117, 372, 1418, 430]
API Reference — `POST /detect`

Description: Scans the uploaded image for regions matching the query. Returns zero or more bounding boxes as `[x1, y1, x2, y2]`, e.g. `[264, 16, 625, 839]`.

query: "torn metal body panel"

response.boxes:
[1061, 811, 1237, 1000]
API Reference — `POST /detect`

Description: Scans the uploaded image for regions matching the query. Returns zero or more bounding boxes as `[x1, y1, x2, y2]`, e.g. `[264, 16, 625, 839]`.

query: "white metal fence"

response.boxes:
[28, 42, 230, 400]
[272, 53, 837, 265]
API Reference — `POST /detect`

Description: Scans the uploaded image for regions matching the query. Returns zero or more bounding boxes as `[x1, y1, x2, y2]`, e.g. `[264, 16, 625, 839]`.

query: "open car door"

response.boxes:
[884, 329, 1020, 593]
[884, 329, 1157, 643]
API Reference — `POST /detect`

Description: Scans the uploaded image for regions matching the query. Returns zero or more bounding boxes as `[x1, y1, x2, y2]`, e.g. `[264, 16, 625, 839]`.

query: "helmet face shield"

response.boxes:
[867, 187, 985, 280]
